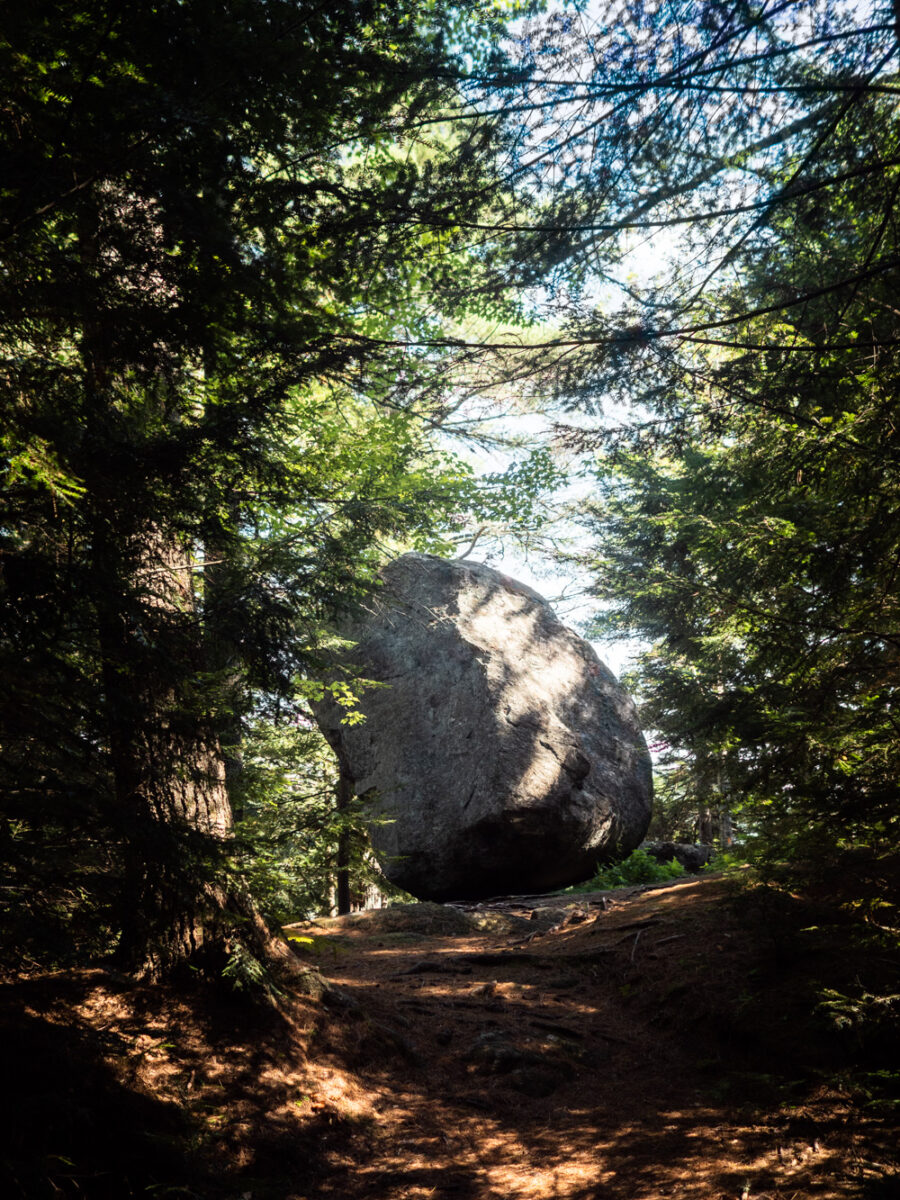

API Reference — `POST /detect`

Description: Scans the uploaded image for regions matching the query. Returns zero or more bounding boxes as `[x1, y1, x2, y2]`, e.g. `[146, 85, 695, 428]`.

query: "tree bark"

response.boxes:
[96, 525, 281, 982]
[75, 188, 287, 985]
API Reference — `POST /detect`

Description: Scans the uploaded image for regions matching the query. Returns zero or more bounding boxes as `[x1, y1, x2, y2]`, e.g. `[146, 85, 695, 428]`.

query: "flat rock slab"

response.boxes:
[314, 553, 652, 900]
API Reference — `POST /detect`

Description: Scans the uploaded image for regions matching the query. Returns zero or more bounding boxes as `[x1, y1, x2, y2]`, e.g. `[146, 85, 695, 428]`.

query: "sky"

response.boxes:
[462, 225, 677, 682]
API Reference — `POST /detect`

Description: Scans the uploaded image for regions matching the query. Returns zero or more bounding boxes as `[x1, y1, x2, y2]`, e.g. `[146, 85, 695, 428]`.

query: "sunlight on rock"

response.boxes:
[314, 553, 652, 900]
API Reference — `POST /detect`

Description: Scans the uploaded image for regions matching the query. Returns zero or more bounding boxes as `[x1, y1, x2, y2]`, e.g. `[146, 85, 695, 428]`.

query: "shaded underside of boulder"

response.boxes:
[314, 553, 652, 901]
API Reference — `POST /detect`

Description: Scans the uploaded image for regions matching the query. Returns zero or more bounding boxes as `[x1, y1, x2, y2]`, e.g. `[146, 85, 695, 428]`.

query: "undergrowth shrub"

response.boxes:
[706, 849, 750, 875]
[570, 848, 686, 892]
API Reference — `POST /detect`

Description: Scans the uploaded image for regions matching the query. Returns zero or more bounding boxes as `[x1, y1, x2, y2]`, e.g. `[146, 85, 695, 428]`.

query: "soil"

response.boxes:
[3, 872, 899, 1199]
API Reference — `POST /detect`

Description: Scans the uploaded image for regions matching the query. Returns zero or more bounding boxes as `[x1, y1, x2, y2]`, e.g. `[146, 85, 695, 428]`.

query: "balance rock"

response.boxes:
[313, 553, 652, 901]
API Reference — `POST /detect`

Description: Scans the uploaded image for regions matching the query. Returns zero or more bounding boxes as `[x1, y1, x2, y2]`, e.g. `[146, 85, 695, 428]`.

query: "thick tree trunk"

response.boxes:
[96, 526, 278, 982]
[77, 198, 287, 983]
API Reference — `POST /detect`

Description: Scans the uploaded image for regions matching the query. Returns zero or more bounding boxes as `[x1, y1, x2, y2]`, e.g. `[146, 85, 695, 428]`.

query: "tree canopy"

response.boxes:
[3, 0, 899, 981]
[0, 0, 551, 978]
[556, 1, 900, 863]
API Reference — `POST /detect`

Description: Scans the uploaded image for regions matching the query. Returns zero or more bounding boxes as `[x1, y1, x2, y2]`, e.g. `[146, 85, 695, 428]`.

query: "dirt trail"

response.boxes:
[3, 874, 897, 1199]
[281, 875, 896, 1200]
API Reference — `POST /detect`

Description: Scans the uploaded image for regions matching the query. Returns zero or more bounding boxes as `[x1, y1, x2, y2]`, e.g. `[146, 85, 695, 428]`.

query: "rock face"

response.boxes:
[313, 553, 652, 901]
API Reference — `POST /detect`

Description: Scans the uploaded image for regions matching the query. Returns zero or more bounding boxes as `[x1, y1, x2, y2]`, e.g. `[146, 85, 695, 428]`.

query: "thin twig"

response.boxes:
[455, 526, 487, 560]
[630, 930, 643, 963]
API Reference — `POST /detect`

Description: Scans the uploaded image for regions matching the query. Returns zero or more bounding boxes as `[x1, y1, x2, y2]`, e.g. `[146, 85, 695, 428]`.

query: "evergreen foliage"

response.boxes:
[568, 848, 685, 892]
[567, 3, 900, 866]
[0, 0, 546, 977]
[4, 0, 900, 975]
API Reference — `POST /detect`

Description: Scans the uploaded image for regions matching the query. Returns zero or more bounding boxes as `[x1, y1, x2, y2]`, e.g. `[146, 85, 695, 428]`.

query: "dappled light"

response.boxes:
[3, 0, 900, 1196]
[272, 876, 897, 1199]
[8, 874, 897, 1198]
[314, 554, 651, 902]
[3, 868, 897, 1195]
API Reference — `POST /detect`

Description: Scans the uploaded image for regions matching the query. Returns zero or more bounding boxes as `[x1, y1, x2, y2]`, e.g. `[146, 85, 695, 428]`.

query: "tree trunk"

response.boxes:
[96, 525, 277, 981]
[336, 764, 353, 916]
[697, 805, 715, 844]
[202, 533, 245, 820]
[77, 197, 286, 984]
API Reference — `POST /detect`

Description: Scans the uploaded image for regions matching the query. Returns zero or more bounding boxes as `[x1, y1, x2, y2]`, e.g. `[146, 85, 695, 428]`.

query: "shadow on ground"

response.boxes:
[2, 874, 898, 1199]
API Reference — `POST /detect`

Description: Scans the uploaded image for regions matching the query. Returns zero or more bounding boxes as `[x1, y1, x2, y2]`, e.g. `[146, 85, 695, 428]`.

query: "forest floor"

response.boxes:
[3, 869, 899, 1200]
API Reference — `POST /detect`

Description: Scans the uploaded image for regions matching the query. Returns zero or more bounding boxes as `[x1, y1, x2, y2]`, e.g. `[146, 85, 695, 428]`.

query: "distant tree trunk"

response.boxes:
[200, 346, 245, 820]
[719, 809, 734, 847]
[336, 764, 353, 916]
[697, 805, 715, 844]
[202, 530, 245, 820]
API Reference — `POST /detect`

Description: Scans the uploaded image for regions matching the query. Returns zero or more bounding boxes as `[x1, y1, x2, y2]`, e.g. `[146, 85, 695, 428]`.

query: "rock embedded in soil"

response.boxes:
[314, 552, 653, 901]
[641, 841, 714, 873]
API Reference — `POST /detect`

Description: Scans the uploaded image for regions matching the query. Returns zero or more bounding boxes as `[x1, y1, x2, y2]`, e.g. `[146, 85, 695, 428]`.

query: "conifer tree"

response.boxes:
[0, 0, 537, 978]
[571, 3, 900, 860]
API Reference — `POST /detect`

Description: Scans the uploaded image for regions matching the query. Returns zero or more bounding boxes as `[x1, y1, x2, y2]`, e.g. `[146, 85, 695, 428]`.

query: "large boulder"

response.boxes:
[313, 553, 652, 901]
